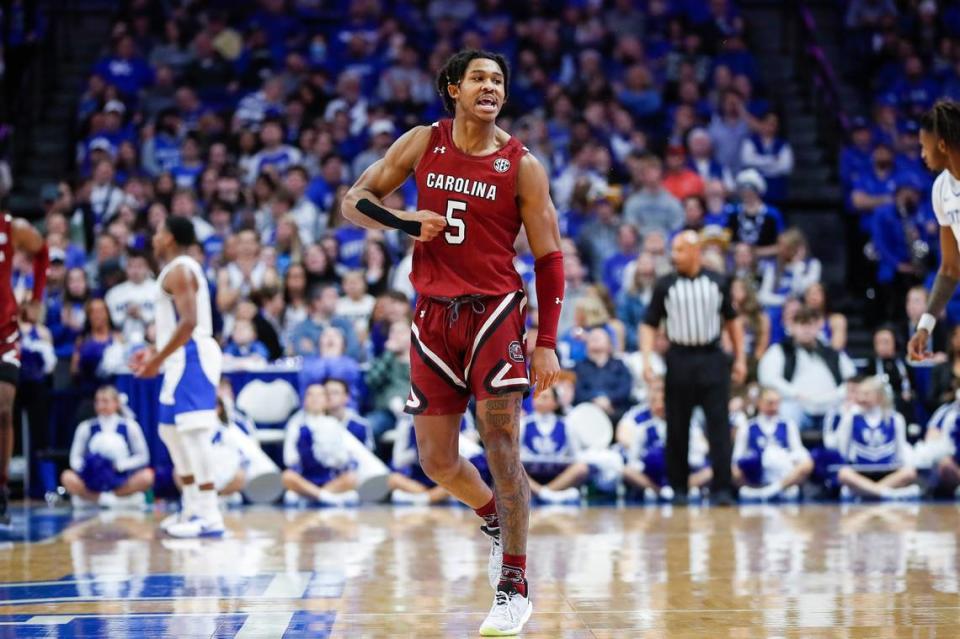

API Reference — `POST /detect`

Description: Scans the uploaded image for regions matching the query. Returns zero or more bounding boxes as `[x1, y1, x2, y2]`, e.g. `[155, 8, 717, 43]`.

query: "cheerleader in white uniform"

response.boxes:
[834, 376, 920, 500]
[620, 390, 713, 499]
[61, 386, 154, 508]
[732, 387, 813, 501]
[282, 383, 366, 506]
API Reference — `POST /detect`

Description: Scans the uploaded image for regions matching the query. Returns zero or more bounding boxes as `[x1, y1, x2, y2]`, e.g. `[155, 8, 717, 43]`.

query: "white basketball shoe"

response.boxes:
[479, 582, 533, 636]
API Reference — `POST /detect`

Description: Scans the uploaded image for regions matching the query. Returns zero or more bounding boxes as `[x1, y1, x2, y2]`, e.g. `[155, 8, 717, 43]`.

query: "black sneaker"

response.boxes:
[0, 485, 9, 526]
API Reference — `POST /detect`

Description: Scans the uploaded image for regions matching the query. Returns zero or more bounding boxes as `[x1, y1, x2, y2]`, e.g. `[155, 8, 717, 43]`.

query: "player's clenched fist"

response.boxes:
[407, 209, 447, 242]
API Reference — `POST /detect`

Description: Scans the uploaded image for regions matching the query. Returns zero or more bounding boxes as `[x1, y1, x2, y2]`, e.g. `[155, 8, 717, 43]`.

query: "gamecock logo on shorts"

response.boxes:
[508, 341, 524, 362]
[493, 158, 510, 173]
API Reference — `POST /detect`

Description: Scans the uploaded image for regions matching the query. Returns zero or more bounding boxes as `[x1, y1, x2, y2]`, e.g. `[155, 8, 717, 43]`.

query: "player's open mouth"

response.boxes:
[477, 96, 498, 112]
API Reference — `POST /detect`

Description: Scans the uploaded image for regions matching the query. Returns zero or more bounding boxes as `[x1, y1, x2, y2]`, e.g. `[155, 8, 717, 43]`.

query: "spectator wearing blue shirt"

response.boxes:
[298, 328, 362, 403]
[617, 253, 657, 352]
[92, 35, 154, 98]
[602, 223, 641, 299]
[141, 109, 182, 177]
[740, 113, 794, 204]
[223, 319, 270, 361]
[840, 117, 876, 189]
[234, 76, 287, 130]
[872, 183, 929, 321]
[307, 153, 347, 212]
[170, 134, 205, 189]
[850, 143, 898, 233]
[893, 55, 939, 118]
[289, 285, 360, 360]
[893, 120, 931, 191]
[247, 120, 303, 185]
[572, 328, 633, 424]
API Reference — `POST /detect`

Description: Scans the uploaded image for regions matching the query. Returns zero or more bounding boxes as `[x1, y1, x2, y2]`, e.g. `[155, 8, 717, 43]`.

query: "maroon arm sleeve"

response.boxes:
[533, 251, 564, 349]
[32, 244, 49, 301]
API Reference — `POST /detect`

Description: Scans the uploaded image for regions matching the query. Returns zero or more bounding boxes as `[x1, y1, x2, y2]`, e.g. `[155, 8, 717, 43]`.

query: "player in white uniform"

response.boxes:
[910, 100, 960, 361]
[130, 217, 224, 537]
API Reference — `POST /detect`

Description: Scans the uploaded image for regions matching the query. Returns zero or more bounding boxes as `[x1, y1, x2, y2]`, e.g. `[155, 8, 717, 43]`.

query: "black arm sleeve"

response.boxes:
[357, 199, 422, 237]
[720, 274, 737, 321]
[643, 276, 669, 327]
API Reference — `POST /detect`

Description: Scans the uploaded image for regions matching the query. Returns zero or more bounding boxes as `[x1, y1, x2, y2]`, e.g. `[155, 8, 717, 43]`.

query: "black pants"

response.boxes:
[664, 346, 732, 496]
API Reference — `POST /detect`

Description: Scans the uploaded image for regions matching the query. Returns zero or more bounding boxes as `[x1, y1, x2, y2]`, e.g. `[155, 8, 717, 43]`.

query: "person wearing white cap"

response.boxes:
[725, 168, 784, 259]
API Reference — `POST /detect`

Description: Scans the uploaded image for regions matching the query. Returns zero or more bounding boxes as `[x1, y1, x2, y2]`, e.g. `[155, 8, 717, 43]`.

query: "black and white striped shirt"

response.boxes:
[643, 269, 735, 346]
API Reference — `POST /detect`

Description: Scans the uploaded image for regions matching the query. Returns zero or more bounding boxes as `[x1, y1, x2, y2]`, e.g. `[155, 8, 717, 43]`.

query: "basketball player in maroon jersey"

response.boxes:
[343, 50, 563, 636]
[0, 213, 48, 524]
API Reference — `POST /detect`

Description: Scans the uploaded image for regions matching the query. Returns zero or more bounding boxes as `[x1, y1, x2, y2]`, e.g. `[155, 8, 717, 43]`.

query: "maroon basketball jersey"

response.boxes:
[0, 215, 19, 359]
[411, 119, 527, 297]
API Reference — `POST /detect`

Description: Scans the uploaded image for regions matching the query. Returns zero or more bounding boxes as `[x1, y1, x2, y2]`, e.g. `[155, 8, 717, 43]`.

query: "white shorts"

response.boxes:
[158, 338, 222, 431]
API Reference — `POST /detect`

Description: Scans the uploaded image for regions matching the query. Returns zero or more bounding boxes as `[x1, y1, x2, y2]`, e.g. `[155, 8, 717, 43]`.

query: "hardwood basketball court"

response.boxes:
[1, 502, 959, 637]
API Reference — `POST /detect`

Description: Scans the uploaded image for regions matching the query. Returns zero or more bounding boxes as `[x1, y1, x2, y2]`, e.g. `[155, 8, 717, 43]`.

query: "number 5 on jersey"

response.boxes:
[445, 200, 467, 245]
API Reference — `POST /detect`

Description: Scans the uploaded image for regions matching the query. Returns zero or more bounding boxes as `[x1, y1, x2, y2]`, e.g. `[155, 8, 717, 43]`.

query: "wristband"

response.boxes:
[917, 313, 936, 333]
[357, 198, 422, 237]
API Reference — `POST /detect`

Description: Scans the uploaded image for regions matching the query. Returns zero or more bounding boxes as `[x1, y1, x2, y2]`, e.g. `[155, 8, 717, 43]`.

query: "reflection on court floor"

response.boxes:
[2, 504, 960, 638]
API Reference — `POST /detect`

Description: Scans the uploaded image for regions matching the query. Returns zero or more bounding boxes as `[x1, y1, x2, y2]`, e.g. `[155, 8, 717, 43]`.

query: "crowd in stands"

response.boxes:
[5, 0, 960, 506]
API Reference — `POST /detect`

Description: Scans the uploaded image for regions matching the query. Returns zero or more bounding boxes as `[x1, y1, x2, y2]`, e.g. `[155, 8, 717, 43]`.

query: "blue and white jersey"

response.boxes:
[822, 405, 847, 451]
[210, 419, 254, 491]
[927, 401, 960, 457]
[622, 408, 666, 462]
[835, 408, 910, 467]
[931, 169, 960, 245]
[248, 146, 303, 183]
[733, 415, 810, 463]
[338, 409, 374, 450]
[156, 255, 221, 429]
[69, 414, 150, 474]
[519, 414, 578, 464]
[19, 325, 56, 382]
[283, 411, 365, 480]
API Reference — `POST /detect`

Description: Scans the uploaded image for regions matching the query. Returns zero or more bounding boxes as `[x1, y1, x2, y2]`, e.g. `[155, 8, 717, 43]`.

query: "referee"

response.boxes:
[640, 231, 746, 506]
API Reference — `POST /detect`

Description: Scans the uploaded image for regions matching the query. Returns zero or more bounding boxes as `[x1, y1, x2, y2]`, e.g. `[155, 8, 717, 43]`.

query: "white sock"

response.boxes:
[182, 482, 199, 516]
[198, 489, 221, 518]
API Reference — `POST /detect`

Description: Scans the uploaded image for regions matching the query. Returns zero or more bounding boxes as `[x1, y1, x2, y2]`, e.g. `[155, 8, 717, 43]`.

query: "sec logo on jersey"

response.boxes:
[493, 158, 510, 173]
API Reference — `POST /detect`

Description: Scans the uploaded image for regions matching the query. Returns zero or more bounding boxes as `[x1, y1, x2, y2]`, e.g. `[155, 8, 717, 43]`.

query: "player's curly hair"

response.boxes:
[436, 49, 510, 114]
[920, 100, 960, 150]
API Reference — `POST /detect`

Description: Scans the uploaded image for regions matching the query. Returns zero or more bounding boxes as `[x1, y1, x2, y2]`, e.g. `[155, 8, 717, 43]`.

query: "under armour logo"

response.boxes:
[434, 146, 446, 154]
[420, 310, 426, 318]
[555, 297, 562, 305]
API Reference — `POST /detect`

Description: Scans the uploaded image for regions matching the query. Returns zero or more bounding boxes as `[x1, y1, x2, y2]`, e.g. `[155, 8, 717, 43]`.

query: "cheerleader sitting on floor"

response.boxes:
[282, 383, 365, 506]
[61, 385, 154, 508]
[620, 388, 713, 501]
[834, 376, 920, 500]
[732, 387, 813, 501]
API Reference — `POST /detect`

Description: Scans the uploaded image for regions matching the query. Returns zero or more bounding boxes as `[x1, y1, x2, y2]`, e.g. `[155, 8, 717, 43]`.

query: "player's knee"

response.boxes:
[797, 458, 814, 477]
[837, 467, 856, 483]
[901, 466, 918, 482]
[419, 453, 459, 485]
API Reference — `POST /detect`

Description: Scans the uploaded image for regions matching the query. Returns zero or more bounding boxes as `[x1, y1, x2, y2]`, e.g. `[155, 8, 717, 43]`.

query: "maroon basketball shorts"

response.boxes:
[406, 290, 529, 416]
